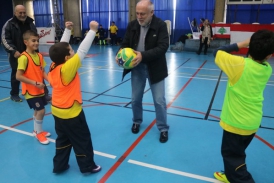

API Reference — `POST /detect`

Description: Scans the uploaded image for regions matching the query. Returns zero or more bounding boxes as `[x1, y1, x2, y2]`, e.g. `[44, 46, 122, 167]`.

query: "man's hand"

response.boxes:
[132, 51, 142, 67]
[14, 51, 21, 58]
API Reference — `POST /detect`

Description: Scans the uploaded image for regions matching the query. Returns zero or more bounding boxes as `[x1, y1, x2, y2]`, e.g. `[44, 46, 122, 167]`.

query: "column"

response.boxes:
[129, 0, 138, 22]
[62, 0, 81, 37]
[214, 0, 226, 23]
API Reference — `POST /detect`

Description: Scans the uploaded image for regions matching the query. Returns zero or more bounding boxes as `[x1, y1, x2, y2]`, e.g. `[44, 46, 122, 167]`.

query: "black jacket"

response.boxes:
[1, 16, 37, 69]
[120, 15, 169, 84]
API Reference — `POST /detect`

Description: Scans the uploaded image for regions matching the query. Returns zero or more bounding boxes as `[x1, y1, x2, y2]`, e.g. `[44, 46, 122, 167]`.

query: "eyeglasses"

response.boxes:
[136, 12, 147, 17]
[18, 12, 26, 15]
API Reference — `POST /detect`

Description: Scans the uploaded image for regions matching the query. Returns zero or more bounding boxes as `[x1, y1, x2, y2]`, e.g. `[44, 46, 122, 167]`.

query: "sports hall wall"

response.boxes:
[1, 0, 274, 44]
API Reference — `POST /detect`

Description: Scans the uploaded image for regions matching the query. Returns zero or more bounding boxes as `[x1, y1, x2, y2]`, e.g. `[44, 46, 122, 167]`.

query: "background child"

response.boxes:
[16, 30, 50, 145]
[213, 30, 274, 183]
[48, 21, 101, 174]
[98, 24, 106, 45]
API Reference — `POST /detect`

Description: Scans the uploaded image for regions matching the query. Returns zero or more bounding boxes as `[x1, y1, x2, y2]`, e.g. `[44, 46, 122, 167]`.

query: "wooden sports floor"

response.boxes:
[0, 44, 273, 183]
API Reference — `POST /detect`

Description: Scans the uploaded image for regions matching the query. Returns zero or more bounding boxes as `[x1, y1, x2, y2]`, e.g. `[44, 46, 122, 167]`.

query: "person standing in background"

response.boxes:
[1, 5, 51, 102]
[98, 24, 106, 45]
[109, 21, 118, 45]
[196, 19, 213, 55]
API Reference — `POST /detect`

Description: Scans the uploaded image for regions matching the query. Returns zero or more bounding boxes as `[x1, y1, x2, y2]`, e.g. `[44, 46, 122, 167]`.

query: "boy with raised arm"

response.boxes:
[48, 21, 101, 174]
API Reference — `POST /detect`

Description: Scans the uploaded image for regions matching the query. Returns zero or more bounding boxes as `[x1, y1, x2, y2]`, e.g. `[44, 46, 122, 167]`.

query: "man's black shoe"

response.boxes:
[160, 131, 168, 143]
[10, 95, 22, 102]
[131, 124, 140, 134]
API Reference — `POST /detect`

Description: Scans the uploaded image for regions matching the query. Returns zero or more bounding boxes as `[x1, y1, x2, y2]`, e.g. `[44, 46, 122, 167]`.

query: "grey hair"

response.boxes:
[137, 0, 154, 11]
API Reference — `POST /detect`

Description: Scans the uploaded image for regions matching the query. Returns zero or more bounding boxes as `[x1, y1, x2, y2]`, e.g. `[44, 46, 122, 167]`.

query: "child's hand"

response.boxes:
[65, 21, 73, 30]
[35, 81, 45, 89]
[89, 21, 99, 33]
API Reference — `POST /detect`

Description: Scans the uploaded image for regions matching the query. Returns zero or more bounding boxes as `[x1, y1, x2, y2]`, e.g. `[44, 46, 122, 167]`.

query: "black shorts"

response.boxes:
[26, 96, 47, 111]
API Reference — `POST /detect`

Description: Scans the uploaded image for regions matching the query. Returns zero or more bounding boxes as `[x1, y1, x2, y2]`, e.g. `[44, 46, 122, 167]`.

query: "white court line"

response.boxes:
[0, 124, 116, 159]
[176, 76, 274, 86]
[128, 159, 222, 183]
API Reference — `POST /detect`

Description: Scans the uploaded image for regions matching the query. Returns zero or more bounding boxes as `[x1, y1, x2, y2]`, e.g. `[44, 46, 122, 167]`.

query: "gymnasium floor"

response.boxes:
[0, 44, 273, 183]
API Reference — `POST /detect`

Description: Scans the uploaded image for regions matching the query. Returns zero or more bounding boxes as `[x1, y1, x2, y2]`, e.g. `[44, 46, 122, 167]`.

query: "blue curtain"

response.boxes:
[81, 0, 128, 38]
[0, 1, 13, 31]
[81, 0, 215, 43]
[226, 4, 274, 24]
[173, 0, 215, 43]
[33, 0, 64, 28]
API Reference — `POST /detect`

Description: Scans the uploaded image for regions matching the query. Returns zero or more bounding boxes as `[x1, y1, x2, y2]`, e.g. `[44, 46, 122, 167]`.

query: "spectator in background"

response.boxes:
[98, 25, 106, 45]
[199, 18, 205, 27]
[94, 30, 99, 45]
[1, 4, 51, 102]
[109, 21, 118, 45]
[84, 30, 88, 37]
[70, 27, 74, 44]
[196, 19, 213, 55]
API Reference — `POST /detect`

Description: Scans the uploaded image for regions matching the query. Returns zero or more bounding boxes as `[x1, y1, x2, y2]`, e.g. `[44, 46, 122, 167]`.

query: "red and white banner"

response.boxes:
[37, 27, 55, 44]
[211, 24, 274, 54]
[213, 24, 230, 39]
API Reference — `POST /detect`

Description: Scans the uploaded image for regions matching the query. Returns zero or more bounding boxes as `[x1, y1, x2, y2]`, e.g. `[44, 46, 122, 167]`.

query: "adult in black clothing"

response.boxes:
[196, 19, 213, 55]
[98, 25, 106, 45]
[1, 5, 51, 102]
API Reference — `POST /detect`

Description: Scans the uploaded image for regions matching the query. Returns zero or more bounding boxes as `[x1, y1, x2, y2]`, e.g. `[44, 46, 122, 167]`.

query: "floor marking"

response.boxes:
[98, 61, 208, 183]
[0, 124, 116, 159]
[128, 159, 222, 183]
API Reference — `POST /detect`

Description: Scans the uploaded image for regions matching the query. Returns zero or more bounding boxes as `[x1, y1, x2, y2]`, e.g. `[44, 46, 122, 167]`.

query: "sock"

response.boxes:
[34, 117, 43, 134]
[33, 116, 35, 131]
[103, 40, 106, 44]
[99, 40, 102, 45]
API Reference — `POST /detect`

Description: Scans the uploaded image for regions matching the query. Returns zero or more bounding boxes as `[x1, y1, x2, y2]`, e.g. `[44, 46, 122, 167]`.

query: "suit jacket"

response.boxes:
[120, 15, 169, 84]
[1, 16, 37, 69]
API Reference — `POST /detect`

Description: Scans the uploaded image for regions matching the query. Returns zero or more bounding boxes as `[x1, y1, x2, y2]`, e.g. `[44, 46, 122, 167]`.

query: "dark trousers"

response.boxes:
[110, 33, 117, 45]
[221, 130, 255, 183]
[10, 69, 20, 95]
[197, 37, 209, 54]
[53, 110, 96, 173]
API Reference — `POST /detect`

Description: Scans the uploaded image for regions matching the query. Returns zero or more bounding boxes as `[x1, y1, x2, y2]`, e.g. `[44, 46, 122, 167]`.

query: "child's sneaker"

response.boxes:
[81, 165, 101, 174]
[33, 131, 51, 137]
[33, 131, 49, 145]
[41, 131, 51, 137]
[91, 165, 101, 173]
[214, 172, 230, 183]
